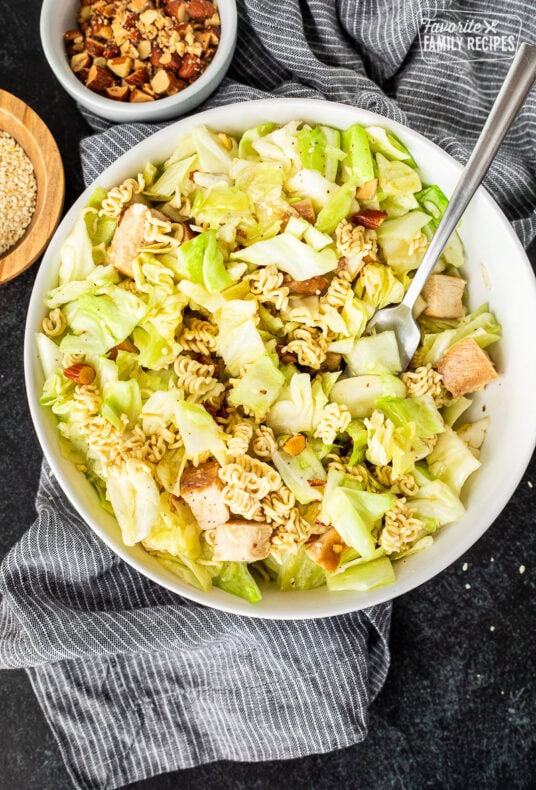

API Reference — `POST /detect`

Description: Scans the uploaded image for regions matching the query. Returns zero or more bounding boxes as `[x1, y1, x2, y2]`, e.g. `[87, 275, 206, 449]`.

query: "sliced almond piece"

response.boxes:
[105, 85, 131, 101]
[165, 0, 189, 23]
[107, 55, 133, 78]
[137, 39, 152, 59]
[129, 88, 155, 102]
[125, 66, 148, 85]
[356, 178, 378, 200]
[150, 68, 179, 94]
[86, 64, 116, 92]
[70, 52, 92, 72]
[64, 364, 96, 385]
[351, 209, 388, 229]
[283, 434, 307, 456]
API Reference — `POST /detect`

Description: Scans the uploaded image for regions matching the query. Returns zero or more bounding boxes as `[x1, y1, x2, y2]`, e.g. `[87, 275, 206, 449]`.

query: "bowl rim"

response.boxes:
[24, 97, 536, 619]
[39, 0, 238, 120]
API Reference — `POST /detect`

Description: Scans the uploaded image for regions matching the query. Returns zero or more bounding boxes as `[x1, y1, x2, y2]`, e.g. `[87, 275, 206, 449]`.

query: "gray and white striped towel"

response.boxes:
[2, 1, 535, 788]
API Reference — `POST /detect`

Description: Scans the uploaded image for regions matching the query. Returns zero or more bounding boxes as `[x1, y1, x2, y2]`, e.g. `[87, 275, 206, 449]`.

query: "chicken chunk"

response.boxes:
[180, 461, 229, 530]
[283, 273, 330, 295]
[422, 274, 466, 319]
[291, 197, 316, 224]
[107, 203, 172, 278]
[305, 528, 346, 573]
[212, 521, 273, 562]
[437, 338, 498, 398]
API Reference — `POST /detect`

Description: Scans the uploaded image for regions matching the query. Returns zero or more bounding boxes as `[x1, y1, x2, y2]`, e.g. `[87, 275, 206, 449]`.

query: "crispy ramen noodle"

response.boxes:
[226, 419, 254, 458]
[314, 402, 352, 445]
[99, 174, 145, 218]
[335, 219, 378, 267]
[173, 355, 225, 401]
[401, 364, 446, 407]
[179, 318, 218, 355]
[249, 265, 289, 311]
[374, 465, 419, 496]
[42, 308, 66, 337]
[221, 486, 263, 521]
[326, 455, 386, 492]
[219, 462, 272, 499]
[260, 485, 296, 524]
[283, 325, 328, 368]
[380, 498, 425, 554]
[270, 507, 313, 557]
[252, 425, 277, 458]
[62, 352, 85, 369]
[321, 269, 353, 310]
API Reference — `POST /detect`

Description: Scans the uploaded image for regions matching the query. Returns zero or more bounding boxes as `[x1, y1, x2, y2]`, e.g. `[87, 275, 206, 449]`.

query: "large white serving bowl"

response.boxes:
[40, 0, 237, 123]
[25, 98, 536, 619]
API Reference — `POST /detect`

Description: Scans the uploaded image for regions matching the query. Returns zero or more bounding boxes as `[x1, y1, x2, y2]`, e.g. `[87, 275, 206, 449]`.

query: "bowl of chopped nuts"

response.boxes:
[40, 0, 237, 123]
[0, 90, 64, 284]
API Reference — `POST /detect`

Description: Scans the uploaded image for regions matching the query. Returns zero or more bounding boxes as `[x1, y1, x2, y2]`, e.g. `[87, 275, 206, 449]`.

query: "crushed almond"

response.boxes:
[64, 0, 220, 102]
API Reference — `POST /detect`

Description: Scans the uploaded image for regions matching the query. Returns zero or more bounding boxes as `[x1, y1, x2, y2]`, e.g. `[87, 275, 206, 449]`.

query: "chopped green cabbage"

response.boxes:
[231, 233, 337, 281]
[214, 562, 262, 602]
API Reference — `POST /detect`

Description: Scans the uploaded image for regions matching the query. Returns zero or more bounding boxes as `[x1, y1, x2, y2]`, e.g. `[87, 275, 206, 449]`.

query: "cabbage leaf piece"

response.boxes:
[107, 459, 160, 546]
[175, 401, 228, 466]
[228, 354, 284, 420]
[427, 425, 481, 495]
[214, 562, 262, 602]
[216, 299, 266, 376]
[61, 285, 147, 356]
[230, 233, 337, 281]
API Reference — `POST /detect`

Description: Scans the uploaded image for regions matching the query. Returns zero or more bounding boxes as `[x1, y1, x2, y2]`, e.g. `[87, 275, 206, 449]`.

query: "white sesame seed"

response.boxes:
[527, 480, 533, 488]
[490, 626, 495, 632]
[465, 583, 471, 589]
[490, 557, 495, 562]
[519, 565, 526, 575]
[0, 132, 37, 255]
[462, 562, 468, 571]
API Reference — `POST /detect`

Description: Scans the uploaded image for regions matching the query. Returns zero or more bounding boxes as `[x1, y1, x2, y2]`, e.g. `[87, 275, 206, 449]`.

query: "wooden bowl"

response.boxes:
[0, 90, 64, 284]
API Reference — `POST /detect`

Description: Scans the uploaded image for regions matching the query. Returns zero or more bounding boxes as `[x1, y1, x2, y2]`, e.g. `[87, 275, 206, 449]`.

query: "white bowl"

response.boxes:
[40, 0, 237, 123]
[25, 98, 536, 618]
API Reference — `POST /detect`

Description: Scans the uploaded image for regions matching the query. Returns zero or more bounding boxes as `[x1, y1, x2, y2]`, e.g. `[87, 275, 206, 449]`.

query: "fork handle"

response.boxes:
[402, 43, 536, 310]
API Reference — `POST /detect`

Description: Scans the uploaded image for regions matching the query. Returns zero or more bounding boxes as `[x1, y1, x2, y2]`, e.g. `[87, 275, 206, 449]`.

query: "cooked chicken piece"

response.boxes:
[180, 460, 230, 530]
[437, 338, 498, 398]
[212, 520, 273, 562]
[321, 352, 342, 372]
[422, 274, 466, 319]
[107, 203, 169, 278]
[283, 273, 330, 295]
[291, 197, 316, 224]
[305, 527, 346, 573]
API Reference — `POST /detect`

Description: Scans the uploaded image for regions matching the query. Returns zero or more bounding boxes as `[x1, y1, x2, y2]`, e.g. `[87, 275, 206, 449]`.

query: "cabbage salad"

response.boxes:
[37, 120, 501, 603]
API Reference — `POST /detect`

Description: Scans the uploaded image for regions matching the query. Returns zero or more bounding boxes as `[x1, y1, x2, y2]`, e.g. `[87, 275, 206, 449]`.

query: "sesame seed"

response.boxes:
[465, 583, 471, 589]
[490, 626, 495, 632]
[519, 565, 526, 575]
[527, 481, 533, 488]
[0, 132, 37, 255]
[462, 562, 468, 571]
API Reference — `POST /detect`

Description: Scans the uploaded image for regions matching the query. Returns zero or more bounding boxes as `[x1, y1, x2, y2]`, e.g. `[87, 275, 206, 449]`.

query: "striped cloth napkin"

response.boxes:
[2, 2, 535, 788]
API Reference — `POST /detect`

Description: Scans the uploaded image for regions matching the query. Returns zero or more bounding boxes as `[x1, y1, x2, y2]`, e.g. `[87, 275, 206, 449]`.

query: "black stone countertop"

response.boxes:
[0, 3, 535, 788]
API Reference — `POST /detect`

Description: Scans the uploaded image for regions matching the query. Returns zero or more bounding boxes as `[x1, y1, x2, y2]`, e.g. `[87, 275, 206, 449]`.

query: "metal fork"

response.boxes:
[366, 43, 536, 369]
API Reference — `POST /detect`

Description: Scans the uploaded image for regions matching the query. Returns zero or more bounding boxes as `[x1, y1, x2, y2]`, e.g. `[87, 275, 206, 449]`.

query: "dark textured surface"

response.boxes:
[0, 2, 535, 788]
